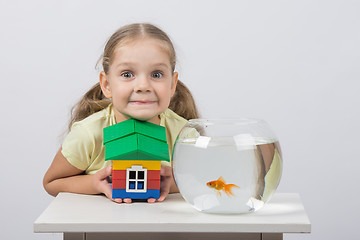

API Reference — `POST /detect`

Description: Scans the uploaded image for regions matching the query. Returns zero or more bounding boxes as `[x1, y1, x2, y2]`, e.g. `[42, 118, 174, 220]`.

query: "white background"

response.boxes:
[0, 0, 359, 239]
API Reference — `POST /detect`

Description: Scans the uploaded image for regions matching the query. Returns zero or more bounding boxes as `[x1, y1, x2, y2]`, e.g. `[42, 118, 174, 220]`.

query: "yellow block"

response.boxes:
[112, 160, 161, 170]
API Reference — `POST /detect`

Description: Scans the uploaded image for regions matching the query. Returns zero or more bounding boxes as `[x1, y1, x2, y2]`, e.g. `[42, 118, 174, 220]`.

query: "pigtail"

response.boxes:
[68, 82, 111, 131]
[169, 80, 200, 120]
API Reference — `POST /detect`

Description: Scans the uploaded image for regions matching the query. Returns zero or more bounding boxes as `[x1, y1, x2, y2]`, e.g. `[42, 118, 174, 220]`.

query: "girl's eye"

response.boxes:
[152, 72, 163, 78]
[121, 72, 134, 78]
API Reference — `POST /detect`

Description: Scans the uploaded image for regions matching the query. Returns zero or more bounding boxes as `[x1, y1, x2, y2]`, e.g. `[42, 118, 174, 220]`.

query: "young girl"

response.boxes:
[43, 23, 199, 204]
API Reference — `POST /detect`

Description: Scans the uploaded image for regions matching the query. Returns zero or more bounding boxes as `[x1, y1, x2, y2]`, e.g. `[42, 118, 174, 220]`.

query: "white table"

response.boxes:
[34, 193, 311, 240]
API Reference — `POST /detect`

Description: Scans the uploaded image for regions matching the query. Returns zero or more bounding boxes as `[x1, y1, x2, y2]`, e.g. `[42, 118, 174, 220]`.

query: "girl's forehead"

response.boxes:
[112, 38, 172, 66]
[115, 37, 169, 52]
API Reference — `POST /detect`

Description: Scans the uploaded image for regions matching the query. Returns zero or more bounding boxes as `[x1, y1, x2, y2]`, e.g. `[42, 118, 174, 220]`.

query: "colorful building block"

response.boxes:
[103, 119, 169, 200]
[113, 160, 161, 170]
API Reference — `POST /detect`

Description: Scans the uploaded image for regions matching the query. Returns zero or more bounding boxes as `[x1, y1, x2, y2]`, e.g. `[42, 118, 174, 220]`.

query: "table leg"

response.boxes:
[262, 233, 283, 240]
[63, 233, 85, 240]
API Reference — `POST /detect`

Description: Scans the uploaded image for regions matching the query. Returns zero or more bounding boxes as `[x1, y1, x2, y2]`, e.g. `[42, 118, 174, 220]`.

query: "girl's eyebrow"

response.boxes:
[114, 62, 133, 68]
[151, 63, 171, 69]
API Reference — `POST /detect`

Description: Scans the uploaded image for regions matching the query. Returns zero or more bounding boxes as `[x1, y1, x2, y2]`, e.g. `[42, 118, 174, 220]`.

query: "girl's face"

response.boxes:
[100, 38, 178, 124]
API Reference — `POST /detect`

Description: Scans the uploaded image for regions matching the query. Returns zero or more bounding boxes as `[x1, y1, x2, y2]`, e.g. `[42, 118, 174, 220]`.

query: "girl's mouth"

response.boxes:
[129, 101, 157, 105]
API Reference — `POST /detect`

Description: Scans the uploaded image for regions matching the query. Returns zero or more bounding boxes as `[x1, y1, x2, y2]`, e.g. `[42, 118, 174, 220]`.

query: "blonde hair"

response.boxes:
[68, 23, 199, 131]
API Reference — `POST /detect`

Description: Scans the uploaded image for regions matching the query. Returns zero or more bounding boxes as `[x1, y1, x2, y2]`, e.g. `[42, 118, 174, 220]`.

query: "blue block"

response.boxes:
[112, 189, 160, 199]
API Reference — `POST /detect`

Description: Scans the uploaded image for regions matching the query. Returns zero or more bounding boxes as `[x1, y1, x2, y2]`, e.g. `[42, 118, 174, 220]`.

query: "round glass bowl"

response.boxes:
[172, 119, 282, 214]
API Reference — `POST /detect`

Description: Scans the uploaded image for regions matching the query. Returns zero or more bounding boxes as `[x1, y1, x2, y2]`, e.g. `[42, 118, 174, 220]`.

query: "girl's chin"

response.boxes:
[118, 111, 160, 124]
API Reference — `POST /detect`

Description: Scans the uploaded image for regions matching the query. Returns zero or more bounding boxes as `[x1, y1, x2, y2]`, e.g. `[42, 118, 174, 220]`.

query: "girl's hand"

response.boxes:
[125, 166, 174, 204]
[92, 166, 123, 203]
[148, 166, 173, 203]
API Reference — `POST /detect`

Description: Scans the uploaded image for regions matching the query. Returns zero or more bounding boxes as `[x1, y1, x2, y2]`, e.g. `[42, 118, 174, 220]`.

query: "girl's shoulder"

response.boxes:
[160, 108, 188, 136]
[71, 104, 115, 136]
[161, 108, 187, 124]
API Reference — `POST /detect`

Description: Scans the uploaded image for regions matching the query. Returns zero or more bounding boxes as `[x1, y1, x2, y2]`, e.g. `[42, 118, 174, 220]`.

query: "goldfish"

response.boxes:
[206, 176, 240, 197]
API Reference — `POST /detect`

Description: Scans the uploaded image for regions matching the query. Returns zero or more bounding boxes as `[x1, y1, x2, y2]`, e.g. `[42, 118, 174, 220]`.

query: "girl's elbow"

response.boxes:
[43, 175, 59, 197]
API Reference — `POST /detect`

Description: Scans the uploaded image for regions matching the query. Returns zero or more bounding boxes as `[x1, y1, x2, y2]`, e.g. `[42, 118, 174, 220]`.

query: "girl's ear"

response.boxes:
[99, 71, 112, 98]
[171, 72, 178, 97]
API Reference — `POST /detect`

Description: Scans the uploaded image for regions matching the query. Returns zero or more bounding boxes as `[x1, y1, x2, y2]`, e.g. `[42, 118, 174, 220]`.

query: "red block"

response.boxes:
[112, 179, 126, 189]
[113, 170, 126, 180]
[147, 170, 160, 180]
[147, 179, 160, 189]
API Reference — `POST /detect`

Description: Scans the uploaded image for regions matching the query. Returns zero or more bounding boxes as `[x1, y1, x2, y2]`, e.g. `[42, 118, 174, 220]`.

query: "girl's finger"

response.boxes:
[158, 178, 171, 201]
[103, 186, 122, 203]
[157, 193, 167, 202]
[113, 198, 123, 203]
[158, 177, 171, 202]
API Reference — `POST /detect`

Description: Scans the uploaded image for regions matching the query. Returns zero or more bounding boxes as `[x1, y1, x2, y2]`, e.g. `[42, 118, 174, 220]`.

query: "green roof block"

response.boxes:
[138, 134, 169, 160]
[103, 119, 167, 144]
[103, 119, 135, 144]
[103, 119, 169, 162]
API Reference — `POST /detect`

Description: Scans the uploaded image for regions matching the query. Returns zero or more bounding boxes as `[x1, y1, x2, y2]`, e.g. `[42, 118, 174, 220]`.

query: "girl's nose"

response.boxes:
[134, 76, 151, 93]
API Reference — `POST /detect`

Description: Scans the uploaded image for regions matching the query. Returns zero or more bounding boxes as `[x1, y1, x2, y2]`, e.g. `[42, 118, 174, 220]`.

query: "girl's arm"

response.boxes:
[44, 148, 178, 203]
[43, 148, 113, 199]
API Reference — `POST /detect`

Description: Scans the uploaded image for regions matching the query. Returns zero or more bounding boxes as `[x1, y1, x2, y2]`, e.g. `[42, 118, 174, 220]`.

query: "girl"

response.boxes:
[43, 23, 199, 204]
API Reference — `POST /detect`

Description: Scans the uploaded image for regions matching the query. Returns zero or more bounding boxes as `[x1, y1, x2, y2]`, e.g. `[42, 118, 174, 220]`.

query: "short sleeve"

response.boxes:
[61, 123, 94, 171]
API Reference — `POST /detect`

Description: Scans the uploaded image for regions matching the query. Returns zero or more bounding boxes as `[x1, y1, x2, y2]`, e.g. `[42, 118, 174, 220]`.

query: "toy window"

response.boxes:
[126, 165, 147, 192]
[129, 171, 136, 179]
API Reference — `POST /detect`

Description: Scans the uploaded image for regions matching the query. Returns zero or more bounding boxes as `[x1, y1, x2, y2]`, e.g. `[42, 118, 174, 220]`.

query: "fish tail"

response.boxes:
[224, 184, 240, 197]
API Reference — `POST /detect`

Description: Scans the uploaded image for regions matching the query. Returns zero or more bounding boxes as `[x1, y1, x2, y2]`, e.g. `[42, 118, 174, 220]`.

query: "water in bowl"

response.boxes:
[173, 136, 282, 213]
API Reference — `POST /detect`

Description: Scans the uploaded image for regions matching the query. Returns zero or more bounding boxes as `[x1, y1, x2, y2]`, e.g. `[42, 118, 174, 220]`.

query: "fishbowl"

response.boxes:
[172, 119, 282, 214]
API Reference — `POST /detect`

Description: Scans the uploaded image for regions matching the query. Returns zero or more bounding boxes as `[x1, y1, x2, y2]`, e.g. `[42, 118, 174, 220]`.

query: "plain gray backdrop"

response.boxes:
[0, 0, 359, 239]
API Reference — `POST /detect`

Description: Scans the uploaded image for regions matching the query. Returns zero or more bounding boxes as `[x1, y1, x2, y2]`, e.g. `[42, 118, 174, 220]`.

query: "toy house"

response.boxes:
[103, 119, 170, 199]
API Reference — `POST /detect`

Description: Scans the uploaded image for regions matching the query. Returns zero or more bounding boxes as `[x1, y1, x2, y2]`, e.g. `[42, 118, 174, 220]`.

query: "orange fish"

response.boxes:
[206, 176, 240, 197]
